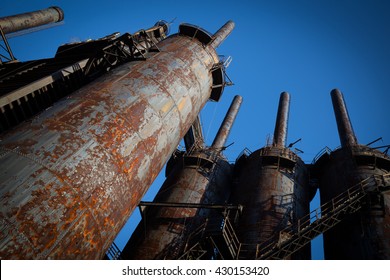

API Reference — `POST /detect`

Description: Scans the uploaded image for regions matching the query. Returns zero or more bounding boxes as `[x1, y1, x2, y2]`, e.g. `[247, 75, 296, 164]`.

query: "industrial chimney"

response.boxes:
[230, 92, 313, 259]
[316, 89, 390, 259]
[0, 19, 234, 259]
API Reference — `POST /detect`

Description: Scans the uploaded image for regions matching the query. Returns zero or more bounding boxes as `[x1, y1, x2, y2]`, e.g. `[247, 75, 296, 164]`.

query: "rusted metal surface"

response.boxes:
[0, 21, 234, 259]
[231, 94, 311, 259]
[273, 92, 290, 148]
[0, 6, 64, 35]
[212, 95, 242, 149]
[210, 20, 235, 49]
[232, 148, 311, 259]
[120, 95, 241, 260]
[183, 116, 204, 151]
[318, 90, 390, 259]
[120, 152, 233, 259]
[0, 21, 169, 133]
[331, 88, 358, 148]
[317, 146, 390, 259]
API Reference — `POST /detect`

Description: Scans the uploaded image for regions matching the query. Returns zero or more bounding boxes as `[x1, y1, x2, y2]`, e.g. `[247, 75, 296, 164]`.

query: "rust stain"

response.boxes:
[0, 26, 224, 259]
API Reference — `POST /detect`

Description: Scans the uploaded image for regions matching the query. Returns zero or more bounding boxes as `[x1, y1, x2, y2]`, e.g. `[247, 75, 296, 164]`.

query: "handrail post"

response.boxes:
[297, 219, 301, 235]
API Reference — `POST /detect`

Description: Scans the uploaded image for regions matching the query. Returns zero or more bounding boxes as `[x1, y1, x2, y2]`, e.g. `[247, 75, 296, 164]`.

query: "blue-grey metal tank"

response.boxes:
[231, 92, 314, 259]
[316, 89, 390, 259]
[0, 21, 235, 259]
[120, 95, 242, 259]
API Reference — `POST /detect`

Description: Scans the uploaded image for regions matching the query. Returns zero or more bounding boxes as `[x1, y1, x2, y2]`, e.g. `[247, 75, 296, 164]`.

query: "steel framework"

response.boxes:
[177, 173, 390, 260]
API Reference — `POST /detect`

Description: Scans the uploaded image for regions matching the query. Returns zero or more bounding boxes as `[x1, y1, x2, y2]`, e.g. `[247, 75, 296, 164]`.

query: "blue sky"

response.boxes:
[2, 0, 389, 260]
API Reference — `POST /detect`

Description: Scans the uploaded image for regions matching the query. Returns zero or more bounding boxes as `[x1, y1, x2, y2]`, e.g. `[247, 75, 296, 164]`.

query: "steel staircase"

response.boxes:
[178, 173, 389, 260]
[256, 173, 390, 259]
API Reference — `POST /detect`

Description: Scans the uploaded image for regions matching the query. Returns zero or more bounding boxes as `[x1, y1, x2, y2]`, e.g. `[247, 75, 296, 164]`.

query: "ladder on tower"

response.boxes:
[256, 173, 390, 260]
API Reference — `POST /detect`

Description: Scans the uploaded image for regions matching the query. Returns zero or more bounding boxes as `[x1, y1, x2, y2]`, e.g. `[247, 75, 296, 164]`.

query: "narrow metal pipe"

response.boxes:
[139, 201, 242, 211]
[212, 95, 243, 149]
[0, 25, 16, 61]
[210, 20, 235, 49]
[0, 6, 64, 35]
[331, 88, 357, 147]
[273, 92, 290, 148]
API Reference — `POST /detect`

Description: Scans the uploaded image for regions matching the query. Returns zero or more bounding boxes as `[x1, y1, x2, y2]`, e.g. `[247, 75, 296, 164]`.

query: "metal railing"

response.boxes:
[177, 173, 389, 260]
[256, 173, 390, 259]
[105, 242, 122, 260]
[312, 146, 332, 164]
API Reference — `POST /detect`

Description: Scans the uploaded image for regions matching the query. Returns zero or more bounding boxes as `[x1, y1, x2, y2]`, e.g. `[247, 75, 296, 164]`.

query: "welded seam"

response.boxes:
[0, 215, 38, 257]
[36, 208, 88, 259]
[45, 115, 125, 240]
[0, 145, 103, 259]
[0, 147, 11, 159]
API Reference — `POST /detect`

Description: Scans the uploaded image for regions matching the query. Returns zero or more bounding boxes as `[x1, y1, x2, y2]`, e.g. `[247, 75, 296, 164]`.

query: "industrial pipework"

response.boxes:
[212, 95, 243, 150]
[331, 89, 358, 148]
[273, 92, 290, 148]
[0, 6, 64, 63]
[119, 95, 242, 260]
[0, 20, 234, 259]
[0, 6, 64, 35]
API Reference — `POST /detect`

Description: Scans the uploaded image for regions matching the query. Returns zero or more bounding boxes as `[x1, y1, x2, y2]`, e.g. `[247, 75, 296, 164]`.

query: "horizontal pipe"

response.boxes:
[273, 91, 290, 148]
[139, 201, 243, 211]
[0, 6, 64, 35]
[331, 88, 358, 147]
[212, 95, 243, 149]
[210, 20, 235, 49]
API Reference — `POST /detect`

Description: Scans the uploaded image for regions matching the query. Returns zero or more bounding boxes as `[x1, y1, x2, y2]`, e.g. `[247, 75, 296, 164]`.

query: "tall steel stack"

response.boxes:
[120, 95, 243, 260]
[0, 13, 235, 259]
[315, 89, 390, 259]
[231, 92, 313, 259]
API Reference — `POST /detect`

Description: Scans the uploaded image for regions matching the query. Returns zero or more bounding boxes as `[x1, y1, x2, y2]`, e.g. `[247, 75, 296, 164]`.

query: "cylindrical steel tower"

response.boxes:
[0, 21, 234, 259]
[0, 7, 64, 35]
[316, 89, 390, 259]
[231, 92, 313, 259]
[120, 95, 242, 259]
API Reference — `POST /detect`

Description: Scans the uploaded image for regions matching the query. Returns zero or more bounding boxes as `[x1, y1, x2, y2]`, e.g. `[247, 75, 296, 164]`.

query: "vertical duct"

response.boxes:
[273, 92, 290, 148]
[212, 95, 242, 150]
[331, 88, 358, 148]
[210, 20, 235, 49]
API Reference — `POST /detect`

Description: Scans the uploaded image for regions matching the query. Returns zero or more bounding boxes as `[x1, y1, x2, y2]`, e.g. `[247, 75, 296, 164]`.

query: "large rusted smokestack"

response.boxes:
[273, 91, 290, 148]
[331, 88, 358, 148]
[212, 95, 243, 149]
[0, 6, 64, 35]
[210, 20, 235, 49]
[0, 21, 234, 259]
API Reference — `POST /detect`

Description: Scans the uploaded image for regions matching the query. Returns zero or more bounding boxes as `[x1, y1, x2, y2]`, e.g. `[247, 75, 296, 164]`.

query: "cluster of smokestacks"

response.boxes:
[0, 7, 236, 259]
[1, 7, 389, 261]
